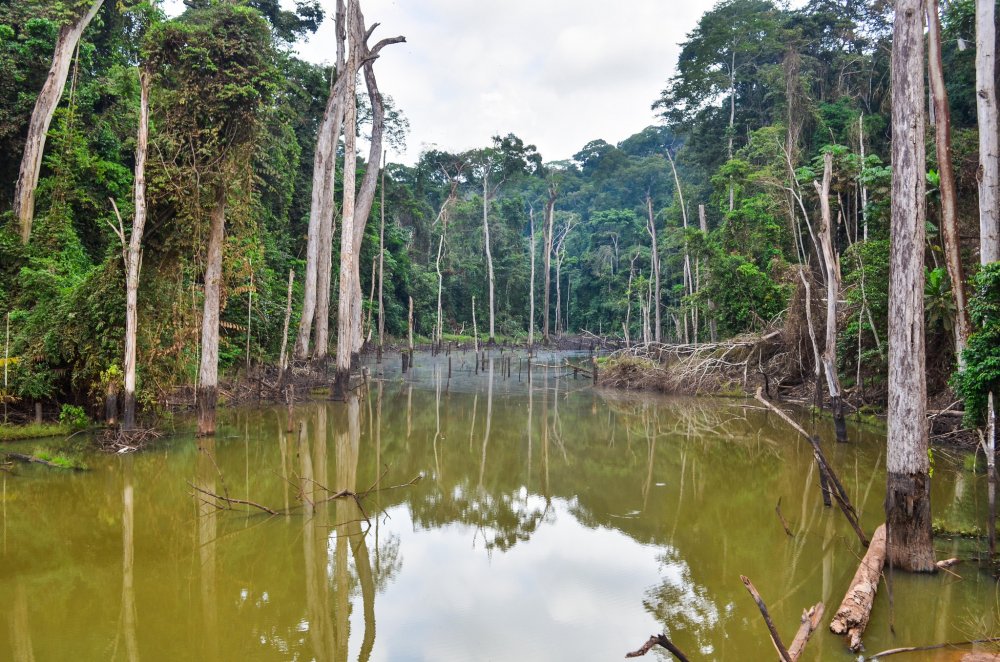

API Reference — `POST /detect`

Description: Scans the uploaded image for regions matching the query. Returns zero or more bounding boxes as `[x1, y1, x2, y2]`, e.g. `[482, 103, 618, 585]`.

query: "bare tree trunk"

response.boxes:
[472, 295, 478, 353]
[197, 187, 226, 437]
[814, 152, 847, 442]
[927, 0, 972, 361]
[13, 0, 104, 243]
[646, 195, 661, 343]
[886, 0, 935, 572]
[297, 2, 347, 359]
[483, 175, 496, 344]
[555, 253, 562, 338]
[333, 1, 403, 395]
[528, 205, 536, 351]
[699, 204, 718, 342]
[543, 183, 557, 344]
[728, 53, 736, 213]
[278, 269, 294, 385]
[378, 150, 386, 357]
[977, 0, 1000, 263]
[122, 71, 149, 431]
[666, 149, 695, 343]
[977, 0, 1000, 556]
[333, 5, 361, 399]
[435, 233, 445, 345]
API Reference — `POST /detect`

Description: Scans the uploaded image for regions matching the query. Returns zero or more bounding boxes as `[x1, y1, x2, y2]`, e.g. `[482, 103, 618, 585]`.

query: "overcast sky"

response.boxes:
[164, 1, 730, 164]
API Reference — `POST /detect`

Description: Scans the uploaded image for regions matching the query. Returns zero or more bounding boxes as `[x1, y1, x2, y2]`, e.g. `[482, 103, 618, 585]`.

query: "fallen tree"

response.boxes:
[829, 523, 886, 652]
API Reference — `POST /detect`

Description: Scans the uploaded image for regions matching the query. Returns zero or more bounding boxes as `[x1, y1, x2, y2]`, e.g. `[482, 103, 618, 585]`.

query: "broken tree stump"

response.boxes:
[830, 523, 886, 652]
[787, 602, 824, 661]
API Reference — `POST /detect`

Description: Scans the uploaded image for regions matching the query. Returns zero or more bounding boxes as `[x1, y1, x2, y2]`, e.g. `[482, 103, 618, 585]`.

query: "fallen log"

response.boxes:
[787, 602, 824, 661]
[624, 634, 690, 660]
[830, 523, 886, 652]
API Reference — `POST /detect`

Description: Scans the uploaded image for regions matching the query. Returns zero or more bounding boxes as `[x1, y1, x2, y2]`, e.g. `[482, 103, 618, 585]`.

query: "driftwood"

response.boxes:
[741, 575, 792, 661]
[755, 388, 869, 547]
[624, 634, 690, 660]
[189, 482, 279, 515]
[830, 523, 886, 652]
[787, 602, 824, 661]
[869, 638, 1000, 658]
[4, 452, 83, 470]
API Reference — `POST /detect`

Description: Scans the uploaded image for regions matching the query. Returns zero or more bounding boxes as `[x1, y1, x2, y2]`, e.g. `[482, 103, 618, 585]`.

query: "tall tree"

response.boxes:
[543, 180, 558, 343]
[145, 3, 277, 436]
[13, 0, 104, 243]
[296, 0, 346, 360]
[977, 0, 999, 264]
[886, 0, 935, 572]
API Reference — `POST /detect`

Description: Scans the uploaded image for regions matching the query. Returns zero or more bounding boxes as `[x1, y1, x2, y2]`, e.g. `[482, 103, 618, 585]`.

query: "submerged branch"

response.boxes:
[624, 634, 690, 660]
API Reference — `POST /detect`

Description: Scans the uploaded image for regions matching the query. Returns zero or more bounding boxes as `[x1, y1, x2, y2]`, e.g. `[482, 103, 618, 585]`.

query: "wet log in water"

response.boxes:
[830, 523, 886, 652]
[787, 602, 824, 661]
[869, 638, 1000, 659]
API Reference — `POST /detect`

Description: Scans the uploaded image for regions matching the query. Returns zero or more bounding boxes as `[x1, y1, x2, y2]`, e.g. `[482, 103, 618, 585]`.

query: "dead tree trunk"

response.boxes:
[333, 1, 403, 396]
[814, 152, 847, 442]
[13, 0, 104, 244]
[645, 195, 662, 343]
[830, 524, 886, 652]
[278, 269, 295, 385]
[886, 0, 936, 572]
[700, 204, 718, 342]
[197, 187, 226, 437]
[483, 174, 497, 344]
[543, 183, 557, 344]
[378, 150, 386, 357]
[977, 0, 1000, 264]
[297, 0, 347, 359]
[528, 205, 536, 352]
[122, 71, 149, 431]
[666, 149, 694, 343]
[927, 0, 972, 361]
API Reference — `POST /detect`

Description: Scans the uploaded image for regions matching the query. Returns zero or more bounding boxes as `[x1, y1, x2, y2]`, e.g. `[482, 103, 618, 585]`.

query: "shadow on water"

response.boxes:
[0, 349, 998, 660]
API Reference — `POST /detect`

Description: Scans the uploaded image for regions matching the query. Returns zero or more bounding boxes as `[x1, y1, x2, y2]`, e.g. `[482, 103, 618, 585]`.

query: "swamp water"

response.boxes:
[1, 350, 998, 661]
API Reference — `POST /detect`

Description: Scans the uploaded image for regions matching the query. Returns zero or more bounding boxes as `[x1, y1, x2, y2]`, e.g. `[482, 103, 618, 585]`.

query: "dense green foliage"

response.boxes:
[0, 0, 994, 418]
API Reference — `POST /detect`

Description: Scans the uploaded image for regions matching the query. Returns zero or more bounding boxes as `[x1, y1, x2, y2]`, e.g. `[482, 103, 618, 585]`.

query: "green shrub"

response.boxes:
[58, 404, 88, 430]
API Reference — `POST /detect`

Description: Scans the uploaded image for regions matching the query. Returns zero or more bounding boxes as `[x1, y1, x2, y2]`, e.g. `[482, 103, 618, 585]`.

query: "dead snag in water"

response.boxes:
[755, 388, 868, 547]
[4, 452, 85, 470]
[787, 602, 824, 661]
[830, 523, 886, 652]
[188, 482, 279, 515]
[624, 634, 690, 660]
[741, 575, 792, 662]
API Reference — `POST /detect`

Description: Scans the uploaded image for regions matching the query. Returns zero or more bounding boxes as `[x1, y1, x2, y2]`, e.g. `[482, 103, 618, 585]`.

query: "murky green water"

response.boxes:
[1, 350, 998, 661]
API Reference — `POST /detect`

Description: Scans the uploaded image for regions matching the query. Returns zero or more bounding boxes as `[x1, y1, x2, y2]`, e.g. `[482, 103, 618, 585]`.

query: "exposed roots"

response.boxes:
[97, 427, 164, 453]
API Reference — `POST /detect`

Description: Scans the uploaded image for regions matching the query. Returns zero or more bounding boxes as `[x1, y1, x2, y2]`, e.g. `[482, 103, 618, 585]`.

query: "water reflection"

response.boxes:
[1, 353, 998, 659]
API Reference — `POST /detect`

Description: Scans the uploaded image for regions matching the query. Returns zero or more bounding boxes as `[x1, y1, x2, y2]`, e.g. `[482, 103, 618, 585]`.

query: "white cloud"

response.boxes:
[162, 1, 725, 164]
[292, 1, 718, 163]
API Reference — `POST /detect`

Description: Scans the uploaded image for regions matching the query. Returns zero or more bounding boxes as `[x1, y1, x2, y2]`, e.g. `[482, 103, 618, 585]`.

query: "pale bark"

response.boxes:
[977, 0, 1000, 263]
[543, 183, 557, 343]
[814, 152, 847, 442]
[886, 0, 935, 572]
[333, 0, 403, 394]
[378, 150, 386, 353]
[830, 524, 886, 652]
[528, 205, 536, 350]
[553, 215, 575, 338]
[699, 204, 718, 342]
[197, 188, 226, 437]
[300, 0, 347, 360]
[122, 72, 150, 431]
[333, 4, 361, 398]
[483, 173, 497, 343]
[666, 149, 694, 342]
[435, 233, 445, 344]
[13, 0, 104, 243]
[278, 269, 295, 384]
[645, 195, 661, 343]
[927, 0, 972, 360]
